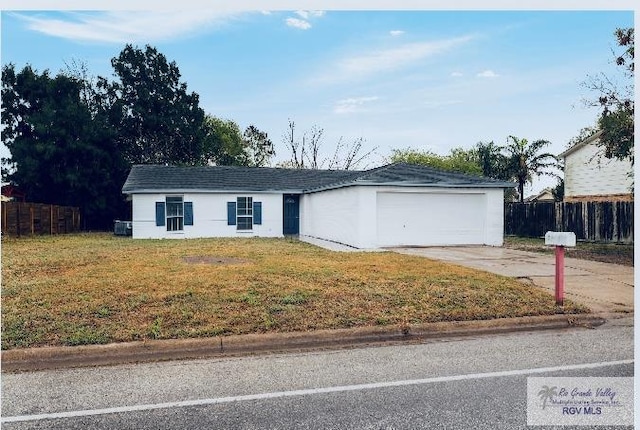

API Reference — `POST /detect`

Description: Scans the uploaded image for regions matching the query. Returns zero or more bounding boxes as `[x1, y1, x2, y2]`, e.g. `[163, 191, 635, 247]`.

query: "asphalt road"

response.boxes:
[2, 316, 634, 429]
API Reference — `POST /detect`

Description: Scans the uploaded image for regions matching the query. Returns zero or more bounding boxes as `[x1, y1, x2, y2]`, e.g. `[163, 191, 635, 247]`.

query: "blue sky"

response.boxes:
[1, 8, 635, 195]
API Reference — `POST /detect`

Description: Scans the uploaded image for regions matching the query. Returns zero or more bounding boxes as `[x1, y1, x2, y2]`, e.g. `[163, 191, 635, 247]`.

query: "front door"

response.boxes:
[283, 194, 300, 235]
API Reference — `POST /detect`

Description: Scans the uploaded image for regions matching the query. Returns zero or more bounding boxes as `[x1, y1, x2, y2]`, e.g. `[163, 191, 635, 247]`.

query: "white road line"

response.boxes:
[2, 359, 633, 423]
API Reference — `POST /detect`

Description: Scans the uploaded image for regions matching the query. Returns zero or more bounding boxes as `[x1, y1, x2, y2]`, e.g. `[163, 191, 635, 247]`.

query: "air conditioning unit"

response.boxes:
[114, 220, 133, 236]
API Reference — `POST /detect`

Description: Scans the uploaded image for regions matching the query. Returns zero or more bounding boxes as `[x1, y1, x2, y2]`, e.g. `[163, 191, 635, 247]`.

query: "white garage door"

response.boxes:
[376, 192, 487, 247]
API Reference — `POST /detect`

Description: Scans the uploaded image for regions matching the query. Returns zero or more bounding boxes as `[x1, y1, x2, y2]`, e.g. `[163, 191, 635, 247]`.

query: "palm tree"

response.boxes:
[504, 136, 558, 202]
[537, 385, 558, 409]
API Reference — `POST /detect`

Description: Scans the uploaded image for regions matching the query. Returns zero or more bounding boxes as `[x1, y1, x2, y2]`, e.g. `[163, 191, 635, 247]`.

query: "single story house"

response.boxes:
[559, 131, 633, 202]
[122, 162, 514, 248]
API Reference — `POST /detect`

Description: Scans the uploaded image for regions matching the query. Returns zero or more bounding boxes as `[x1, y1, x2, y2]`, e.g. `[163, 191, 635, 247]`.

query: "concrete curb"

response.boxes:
[1, 313, 616, 373]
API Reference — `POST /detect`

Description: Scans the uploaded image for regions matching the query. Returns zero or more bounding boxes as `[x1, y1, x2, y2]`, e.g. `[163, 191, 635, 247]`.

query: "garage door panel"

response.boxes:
[376, 192, 486, 246]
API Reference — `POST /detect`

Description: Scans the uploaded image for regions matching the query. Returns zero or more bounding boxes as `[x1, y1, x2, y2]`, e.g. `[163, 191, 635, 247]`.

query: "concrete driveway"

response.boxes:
[393, 246, 634, 314]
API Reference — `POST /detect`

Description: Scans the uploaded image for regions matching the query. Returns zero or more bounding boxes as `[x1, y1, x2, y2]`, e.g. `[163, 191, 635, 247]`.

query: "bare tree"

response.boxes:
[283, 120, 304, 168]
[281, 120, 376, 170]
[328, 136, 377, 170]
[304, 125, 324, 169]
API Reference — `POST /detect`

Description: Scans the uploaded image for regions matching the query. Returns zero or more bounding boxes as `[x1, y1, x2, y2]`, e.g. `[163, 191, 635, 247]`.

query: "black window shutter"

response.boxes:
[227, 202, 237, 225]
[155, 202, 165, 226]
[253, 202, 262, 225]
[184, 202, 193, 226]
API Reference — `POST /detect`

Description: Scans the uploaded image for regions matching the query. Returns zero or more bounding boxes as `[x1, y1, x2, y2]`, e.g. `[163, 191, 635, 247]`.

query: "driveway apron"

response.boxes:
[392, 246, 634, 314]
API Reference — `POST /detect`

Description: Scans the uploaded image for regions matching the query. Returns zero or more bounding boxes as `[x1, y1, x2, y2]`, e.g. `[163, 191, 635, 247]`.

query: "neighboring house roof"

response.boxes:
[1, 184, 26, 202]
[558, 130, 603, 159]
[523, 188, 555, 202]
[122, 162, 515, 194]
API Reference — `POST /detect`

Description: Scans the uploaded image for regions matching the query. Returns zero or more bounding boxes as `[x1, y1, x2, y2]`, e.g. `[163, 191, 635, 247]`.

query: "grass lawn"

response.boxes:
[1, 234, 586, 350]
[504, 236, 634, 267]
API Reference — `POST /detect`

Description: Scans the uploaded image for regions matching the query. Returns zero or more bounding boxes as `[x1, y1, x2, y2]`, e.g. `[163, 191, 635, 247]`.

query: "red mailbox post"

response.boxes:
[544, 232, 576, 306]
[554, 245, 565, 306]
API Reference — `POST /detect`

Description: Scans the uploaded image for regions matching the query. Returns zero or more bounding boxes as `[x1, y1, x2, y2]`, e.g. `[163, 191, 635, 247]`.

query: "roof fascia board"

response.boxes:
[558, 130, 603, 158]
[123, 188, 303, 195]
[305, 181, 516, 194]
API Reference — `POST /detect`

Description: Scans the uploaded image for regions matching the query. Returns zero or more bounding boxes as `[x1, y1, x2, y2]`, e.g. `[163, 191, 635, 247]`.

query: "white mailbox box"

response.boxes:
[544, 231, 576, 247]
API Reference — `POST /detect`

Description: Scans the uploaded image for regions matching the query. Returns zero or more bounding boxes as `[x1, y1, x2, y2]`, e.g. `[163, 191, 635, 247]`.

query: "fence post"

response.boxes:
[1, 202, 5, 235]
[612, 202, 619, 242]
[29, 205, 33, 235]
[16, 202, 21, 237]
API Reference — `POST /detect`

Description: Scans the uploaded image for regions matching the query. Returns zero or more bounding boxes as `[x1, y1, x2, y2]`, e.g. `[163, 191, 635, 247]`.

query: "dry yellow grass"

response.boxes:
[1, 233, 586, 349]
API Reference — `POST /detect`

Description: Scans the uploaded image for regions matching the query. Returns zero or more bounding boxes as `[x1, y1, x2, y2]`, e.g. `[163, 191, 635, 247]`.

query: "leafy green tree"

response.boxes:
[201, 116, 245, 165]
[1, 64, 128, 229]
[504, 136, 558, 203]
[474, 141, 519, 201]
[242, 125, 275, 167]
[106, 44, 206, 165]
[201, 116, 274, 166]
[390, 147, 482, 176]
[474, 141, 511, 179]
[552, 178, 564, 201]
[584, 28, 634, 163]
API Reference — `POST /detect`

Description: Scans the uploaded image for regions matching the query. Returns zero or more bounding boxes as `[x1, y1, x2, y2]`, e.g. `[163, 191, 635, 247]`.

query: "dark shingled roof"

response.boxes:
[122, 163, 514, 194]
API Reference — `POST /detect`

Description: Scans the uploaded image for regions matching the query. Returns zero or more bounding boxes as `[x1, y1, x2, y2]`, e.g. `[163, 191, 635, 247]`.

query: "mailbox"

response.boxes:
[544, 231, 576, 307]
[544, 231, 576, 247]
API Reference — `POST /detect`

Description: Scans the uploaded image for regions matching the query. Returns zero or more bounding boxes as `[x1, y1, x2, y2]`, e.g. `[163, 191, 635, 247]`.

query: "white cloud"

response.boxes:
[296, 10, 325, 19]
[286, 17, 311, 30]
[286, 10, 324, 30]
[13, 11, 239, 44]
[451, 71, 464, 77]
[477, 70, 499, 78]
[334, 96, 379, 114]
[327, 35, 474, 82]
[389, 30, 405, 37]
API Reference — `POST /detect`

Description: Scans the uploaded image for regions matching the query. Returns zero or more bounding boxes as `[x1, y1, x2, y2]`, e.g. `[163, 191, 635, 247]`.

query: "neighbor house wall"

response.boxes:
[131, 192, 283, 239]
[564, 141, 633, 201]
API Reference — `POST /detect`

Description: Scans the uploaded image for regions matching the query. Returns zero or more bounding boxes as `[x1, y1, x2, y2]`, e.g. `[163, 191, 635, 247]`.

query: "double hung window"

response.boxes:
[236, 197, 253, 230]
[166, 196, 184, 231]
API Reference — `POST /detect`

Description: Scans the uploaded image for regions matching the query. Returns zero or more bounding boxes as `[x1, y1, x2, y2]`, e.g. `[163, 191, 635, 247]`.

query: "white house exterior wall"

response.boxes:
[564, 142, 633, 199]
[131, 192, 283, 239]
[300, 187, 369, 248]
[300, 186, 504, 248]
[483, 188, 505, 246]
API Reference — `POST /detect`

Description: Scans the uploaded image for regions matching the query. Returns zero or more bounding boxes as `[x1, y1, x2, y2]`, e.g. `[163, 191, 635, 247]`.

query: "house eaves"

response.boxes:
[559, 130, 603, 159]
[303, 162, 515, 193]
[121, 164, 359, 195]
[304, 180, 515, 194]
[125, 188, 306, 194]
[122, 162, 516, 195]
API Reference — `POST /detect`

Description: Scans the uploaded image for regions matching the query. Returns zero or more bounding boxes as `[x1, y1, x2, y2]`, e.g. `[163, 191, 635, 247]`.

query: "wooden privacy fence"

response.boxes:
[1, 202, 81, 237]
[505, 201, 633, 243]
